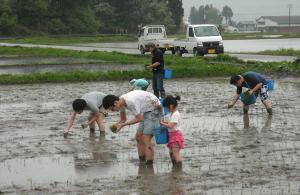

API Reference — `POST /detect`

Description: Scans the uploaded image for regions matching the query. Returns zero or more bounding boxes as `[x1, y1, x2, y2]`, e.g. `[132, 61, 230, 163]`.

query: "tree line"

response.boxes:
[0, 0, 184, 36]
[189, 4, 233, 25]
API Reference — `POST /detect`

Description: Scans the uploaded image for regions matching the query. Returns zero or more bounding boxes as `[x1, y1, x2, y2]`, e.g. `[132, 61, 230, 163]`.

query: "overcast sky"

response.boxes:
[182, 0, 300, 22]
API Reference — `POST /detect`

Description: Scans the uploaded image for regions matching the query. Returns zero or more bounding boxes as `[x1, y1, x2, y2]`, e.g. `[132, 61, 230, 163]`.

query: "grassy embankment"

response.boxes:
[0, 34, 136, 45]
[245, 48, 300, 57]
[222, 32, 300, 40]
[2, 32, 300, 45]
[170, 32, 300, 40]
[0, 46, 299, 84]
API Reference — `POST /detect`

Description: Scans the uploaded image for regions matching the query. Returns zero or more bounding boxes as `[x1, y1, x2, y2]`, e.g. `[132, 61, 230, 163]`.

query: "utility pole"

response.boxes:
[288, 4, 293, 32]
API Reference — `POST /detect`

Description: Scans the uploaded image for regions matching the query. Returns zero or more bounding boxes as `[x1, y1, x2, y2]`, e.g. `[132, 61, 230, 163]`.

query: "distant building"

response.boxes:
[237, 21, 257, 32]
[256, 16, 300, 32]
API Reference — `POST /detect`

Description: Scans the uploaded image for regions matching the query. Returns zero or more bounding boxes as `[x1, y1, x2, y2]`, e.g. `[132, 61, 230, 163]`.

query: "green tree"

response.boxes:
[189, 6, 198, 24]
[205, 5, 223, 25]
[92, 1, 115, 32]
[0, 0, 18, 35]
[48, 0, 99, 34]
[11, 0, 48, 33]
[102, 0, 176, 34]
[166, 0, 184, 31]
[190, 4, 222, 25]
[222, 5, 233, 25]
[198, 5, 206, 24]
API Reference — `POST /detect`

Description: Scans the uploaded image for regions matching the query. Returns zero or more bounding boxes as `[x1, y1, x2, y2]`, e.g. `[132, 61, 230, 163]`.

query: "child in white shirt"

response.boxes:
[160, 95, 184, 166]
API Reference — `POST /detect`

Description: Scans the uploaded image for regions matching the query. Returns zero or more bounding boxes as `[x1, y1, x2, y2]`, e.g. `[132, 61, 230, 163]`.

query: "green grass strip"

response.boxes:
[0, 46, 299, 84]
[247, 48, 300, 57]
[0, 35, 136, 45]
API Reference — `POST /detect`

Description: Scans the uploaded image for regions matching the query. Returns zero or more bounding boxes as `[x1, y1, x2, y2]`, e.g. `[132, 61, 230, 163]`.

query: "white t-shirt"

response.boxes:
[120, 90, 160, 116]
[165, 110, 181, 132]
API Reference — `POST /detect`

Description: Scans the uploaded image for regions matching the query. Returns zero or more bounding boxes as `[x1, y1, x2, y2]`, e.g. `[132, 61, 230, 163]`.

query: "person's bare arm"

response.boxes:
[160, 121, 176, 129]
[65, 112, 77, 132]
[228, 94, 240, 108]
[248, 83, 262, 95]
[149, 62, 160, 68]
[117, 110, 127, 124]
[116, 113, 143, 131]
[81, 112, 101, 128]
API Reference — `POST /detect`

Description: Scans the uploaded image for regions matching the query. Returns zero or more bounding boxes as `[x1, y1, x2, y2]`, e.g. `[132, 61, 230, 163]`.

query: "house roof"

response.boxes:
[258, 16, 300, 24]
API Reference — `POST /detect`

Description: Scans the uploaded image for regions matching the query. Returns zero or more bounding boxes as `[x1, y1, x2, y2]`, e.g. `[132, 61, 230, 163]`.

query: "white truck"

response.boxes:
[137, 25, 175, 55]
[173, 24, 224, 56]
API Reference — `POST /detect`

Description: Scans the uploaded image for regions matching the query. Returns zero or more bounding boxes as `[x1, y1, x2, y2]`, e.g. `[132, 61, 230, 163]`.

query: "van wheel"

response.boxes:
[175, 48, 182, 57]
[140, 46, 145, 55]
[193, 48, 203, 56]
[171, 48, 176, 55]
[193, 48, 199, 56]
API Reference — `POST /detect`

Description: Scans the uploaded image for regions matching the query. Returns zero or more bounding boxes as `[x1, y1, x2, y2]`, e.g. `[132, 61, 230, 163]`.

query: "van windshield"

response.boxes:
[194, 26, 220, 37]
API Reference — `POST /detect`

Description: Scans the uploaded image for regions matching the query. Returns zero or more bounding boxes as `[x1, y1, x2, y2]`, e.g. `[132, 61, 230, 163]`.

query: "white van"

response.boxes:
[137, 25, 175, 54]
[173, 24, 224, 56]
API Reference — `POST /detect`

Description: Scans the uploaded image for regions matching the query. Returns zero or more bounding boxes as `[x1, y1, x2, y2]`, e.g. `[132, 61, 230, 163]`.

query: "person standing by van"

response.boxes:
[146, 43, 166, 98]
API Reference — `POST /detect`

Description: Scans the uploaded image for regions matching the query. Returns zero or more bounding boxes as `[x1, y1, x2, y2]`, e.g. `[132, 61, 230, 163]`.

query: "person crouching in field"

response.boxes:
[129, 78, 150, 91]
[228, 71, 272, 115]
[160, 95, 184, 167]
[102, 90, 162, 165]
[64, 91, 107, 137]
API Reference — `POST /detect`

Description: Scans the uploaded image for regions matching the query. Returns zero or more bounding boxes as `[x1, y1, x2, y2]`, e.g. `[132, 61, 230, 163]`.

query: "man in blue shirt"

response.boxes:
[228, 71, 272, 115]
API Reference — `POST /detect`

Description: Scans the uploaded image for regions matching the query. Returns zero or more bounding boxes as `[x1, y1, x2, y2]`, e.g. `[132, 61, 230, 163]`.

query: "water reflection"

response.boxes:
[242, 114, 273, 131]
[137, 163, 185, 195]
[88, 133, 111, 161]
[74, 133, 116, 171]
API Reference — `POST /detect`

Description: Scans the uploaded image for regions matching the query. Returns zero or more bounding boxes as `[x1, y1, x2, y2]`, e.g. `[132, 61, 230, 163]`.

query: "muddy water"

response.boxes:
[0, 56, 105, 66]
[0, 56, 143, 74]
[0, 63, 144, 75]
[0, 78, 300, 194]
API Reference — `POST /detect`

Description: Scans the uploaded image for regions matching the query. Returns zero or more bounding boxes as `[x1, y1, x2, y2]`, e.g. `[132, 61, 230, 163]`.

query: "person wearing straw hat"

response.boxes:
[228, 71, 272, 115]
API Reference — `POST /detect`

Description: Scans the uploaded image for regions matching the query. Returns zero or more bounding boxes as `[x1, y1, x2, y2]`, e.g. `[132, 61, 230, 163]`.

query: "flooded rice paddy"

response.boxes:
[0, 56, 143, 75]
[0, 78, 300, 194]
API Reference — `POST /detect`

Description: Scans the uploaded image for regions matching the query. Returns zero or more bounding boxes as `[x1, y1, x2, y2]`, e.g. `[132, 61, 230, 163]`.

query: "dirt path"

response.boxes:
[0, 78, 299, 194]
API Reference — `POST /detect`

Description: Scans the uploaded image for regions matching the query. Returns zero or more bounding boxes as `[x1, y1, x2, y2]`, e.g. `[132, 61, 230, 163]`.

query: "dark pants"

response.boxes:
[152, 72, 165, 98]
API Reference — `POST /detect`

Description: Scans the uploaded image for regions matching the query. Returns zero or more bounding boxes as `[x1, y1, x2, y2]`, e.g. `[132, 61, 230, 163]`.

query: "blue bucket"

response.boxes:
[164, 69, 172, 79]
[240, 93, 257, 105]
[267, 80, 274, 90]
[159, 98, 169, 115]
[152, 126, 168, 144]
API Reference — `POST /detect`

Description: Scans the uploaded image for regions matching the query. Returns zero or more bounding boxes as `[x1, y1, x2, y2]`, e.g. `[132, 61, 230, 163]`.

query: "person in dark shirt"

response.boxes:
[228, 71, 272, 115]
[146, 43, 165, 98]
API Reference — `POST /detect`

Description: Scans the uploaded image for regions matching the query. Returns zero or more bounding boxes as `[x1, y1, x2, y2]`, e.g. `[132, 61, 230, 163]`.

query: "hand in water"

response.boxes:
[63, 129, 69, 138]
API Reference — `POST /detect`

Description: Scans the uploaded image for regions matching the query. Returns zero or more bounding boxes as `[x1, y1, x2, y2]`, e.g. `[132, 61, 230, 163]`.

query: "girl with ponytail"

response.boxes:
[160, 95, 184, 166]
